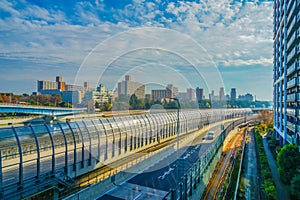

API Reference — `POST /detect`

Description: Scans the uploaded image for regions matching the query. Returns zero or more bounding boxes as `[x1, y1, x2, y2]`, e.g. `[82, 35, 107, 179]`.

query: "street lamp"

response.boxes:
[169, 97, 181, 184]
[170, 97, 180, 151]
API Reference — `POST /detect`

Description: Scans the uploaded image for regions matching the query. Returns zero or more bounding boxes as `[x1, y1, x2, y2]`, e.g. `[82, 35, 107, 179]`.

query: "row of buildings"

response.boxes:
[37, 75, 254, 110]
[37, 76, 114, 106]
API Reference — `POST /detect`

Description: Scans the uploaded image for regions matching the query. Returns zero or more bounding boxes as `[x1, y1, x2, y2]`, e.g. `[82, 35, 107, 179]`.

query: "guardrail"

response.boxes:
[0, 103, 86, 111]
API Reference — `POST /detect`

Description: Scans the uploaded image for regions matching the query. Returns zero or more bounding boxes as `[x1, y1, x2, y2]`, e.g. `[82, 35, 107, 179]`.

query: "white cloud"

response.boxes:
[0, 0, 274, 99]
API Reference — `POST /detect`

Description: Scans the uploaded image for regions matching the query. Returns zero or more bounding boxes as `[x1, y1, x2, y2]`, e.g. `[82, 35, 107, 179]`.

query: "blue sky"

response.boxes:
[0, 0, 273, 100]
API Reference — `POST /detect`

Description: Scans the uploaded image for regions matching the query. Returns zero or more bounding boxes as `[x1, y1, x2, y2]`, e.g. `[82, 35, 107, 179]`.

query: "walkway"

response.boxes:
[241, 129, 259, 200]
[262, 136, 290, 200]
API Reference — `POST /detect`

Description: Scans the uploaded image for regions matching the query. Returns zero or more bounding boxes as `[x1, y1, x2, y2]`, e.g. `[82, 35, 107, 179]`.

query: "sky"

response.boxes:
[0, 0, 274, 100]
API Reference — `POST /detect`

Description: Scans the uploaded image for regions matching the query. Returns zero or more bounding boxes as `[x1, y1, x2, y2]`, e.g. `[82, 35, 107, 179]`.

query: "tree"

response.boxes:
[2, 94, 10, 103]
[290, 174, 300, 199]
[104, 102, 112, 111]
[277, 144, 300, 185]
[95, 101, 101, 109]
[129, 94, 138, 109]
[144, 98, 152, 109]
[205, 102, 211, 108]
[60, 102, 72, 108]
[258, 110, 273, 124]
[51, 94, 62, 106]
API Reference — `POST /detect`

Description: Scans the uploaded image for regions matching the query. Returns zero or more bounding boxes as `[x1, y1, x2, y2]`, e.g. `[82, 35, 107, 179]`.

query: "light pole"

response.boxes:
[170, 97, 181, 184]
[170, 97, 180, 151]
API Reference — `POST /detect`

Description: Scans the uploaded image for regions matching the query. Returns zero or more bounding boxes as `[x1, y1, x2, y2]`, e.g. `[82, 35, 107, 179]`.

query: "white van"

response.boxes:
[207, 131, 215, 140]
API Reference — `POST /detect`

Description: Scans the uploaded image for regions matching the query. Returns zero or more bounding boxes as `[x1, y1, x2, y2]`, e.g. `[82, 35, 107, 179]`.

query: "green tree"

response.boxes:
[144, 98, 152, 109]
[51, 94, 62, 106]
[205, 102, 211, 108]
[95, 101, 101, 109]
[277, 144, 300, 185]
[129, 94, 138, 110]
[104, 102, 112, 111]
[290, 174, 300, 199]
[60, 102, 72, 108]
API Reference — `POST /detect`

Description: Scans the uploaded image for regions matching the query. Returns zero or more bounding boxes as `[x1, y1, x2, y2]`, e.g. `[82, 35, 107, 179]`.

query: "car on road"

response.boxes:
[207, 131, 215, 140]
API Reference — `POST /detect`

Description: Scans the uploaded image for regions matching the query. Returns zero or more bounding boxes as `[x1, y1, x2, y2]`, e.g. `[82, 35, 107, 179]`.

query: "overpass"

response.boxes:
[251, 108, 273, 113]
[0, 103, 86, 116]
[0, 108, 253, 199]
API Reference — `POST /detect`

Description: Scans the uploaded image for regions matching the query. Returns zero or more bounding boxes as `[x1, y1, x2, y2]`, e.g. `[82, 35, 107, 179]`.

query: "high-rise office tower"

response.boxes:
[84, 82, 90, 90]
[219, 87, 225, 101]
[166, 84, 179, 99]
[230, 88, 236, 101]
[273, 0, 300, 146]
[196, 87, 204, 101]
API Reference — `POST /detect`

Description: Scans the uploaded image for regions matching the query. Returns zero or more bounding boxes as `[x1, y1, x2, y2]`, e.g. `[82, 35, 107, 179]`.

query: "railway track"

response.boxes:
[201, 128, 245, 200]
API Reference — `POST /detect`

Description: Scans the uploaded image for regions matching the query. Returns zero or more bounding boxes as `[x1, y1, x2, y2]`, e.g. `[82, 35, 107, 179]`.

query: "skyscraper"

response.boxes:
[196, 87, 204, 101]
[219, 87, 225, 101]
[166, 84, 179, 99]
[186, 88, 196, 101]
[273, 0, 300, 146]
[230, 88, 236, 101]
[117, 75, 145, 99]
[84, 82, 90, 90]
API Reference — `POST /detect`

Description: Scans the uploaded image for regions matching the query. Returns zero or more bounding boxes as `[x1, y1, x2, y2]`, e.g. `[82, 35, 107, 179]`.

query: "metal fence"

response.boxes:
[162, 117, 249, 200]
[0, 109, 251, 198]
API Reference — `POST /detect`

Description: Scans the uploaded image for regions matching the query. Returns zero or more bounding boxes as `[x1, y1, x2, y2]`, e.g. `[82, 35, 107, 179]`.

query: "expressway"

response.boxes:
[0, 109, 251, 199]
[96, 120, 235, 199]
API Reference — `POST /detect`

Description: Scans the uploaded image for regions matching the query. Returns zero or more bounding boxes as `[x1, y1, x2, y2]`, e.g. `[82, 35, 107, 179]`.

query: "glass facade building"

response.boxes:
[273, 0, 300, 145]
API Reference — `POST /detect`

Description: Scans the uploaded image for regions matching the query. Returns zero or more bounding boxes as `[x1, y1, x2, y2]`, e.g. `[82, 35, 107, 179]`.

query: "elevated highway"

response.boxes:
[0, 108, 252, 199]
[0, 103, 86, 116]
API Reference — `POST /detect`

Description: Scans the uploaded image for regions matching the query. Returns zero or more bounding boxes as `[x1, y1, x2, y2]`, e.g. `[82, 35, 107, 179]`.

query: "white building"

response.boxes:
[117, 75, 145, 99]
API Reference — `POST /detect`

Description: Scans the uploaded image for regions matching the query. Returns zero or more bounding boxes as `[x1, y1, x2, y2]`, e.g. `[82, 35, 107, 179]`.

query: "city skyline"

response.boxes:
[34, 74, 258, 103]
[0, 0, 273, 100]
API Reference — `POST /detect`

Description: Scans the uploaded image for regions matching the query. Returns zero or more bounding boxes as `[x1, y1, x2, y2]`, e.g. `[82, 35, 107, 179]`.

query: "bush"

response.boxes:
[254, 123, 278, 199]
[290, 175, 300, 199]
[277, 144, 300, 185]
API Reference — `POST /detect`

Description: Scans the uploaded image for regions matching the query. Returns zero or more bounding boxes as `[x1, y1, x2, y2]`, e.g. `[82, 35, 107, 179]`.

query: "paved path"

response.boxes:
[262, 136, 290, 200]
[242, 130, 259, 200]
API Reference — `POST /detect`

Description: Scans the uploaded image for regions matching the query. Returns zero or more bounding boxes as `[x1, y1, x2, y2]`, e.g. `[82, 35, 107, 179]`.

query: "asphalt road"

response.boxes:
[97, 122, 231, 199]
[126, 125, 221, 191]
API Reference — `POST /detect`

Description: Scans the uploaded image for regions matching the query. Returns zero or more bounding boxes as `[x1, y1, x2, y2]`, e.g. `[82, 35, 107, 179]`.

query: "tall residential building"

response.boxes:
[37, 76, 65, 92]
[209, 90, 215, 101]
[84, 82, 90, 90]
[166, 84, 179, 99]
[186, 88, 196, 101]
[65, 84, 84, 92]
[230, 88, 236, 101]
[117, 75, 145, 99]
[219, 87, 225, 101]
[37, 81, 58, 92]
[273, 0, 300, 146]
[56, 76, 65, 91]
[151, 90, 167, 101]
[196, 87, 204, 101]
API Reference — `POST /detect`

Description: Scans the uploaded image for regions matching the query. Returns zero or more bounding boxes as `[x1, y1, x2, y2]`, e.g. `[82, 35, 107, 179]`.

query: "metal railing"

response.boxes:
[0, 103, 86, 111]
[162, 117, 252, 200]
